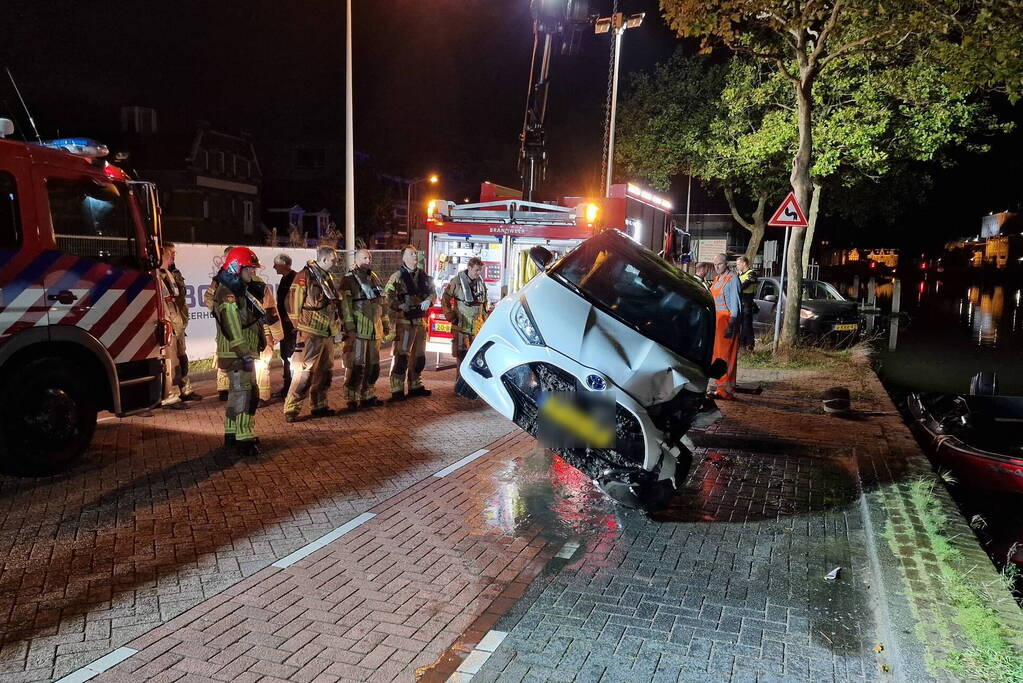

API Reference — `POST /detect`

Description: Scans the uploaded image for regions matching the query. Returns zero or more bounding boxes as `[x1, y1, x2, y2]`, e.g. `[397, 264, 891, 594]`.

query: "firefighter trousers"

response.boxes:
[712, 310, 740, 399]
[218, 355, 270, 398]
[389, 321, 426, 394]
[452, 330, 474, 381]
[162, 323, 193, 404]
[284, 332, 335, 415]
[343, 336, 381, 402]
[223, 364, 257, 441]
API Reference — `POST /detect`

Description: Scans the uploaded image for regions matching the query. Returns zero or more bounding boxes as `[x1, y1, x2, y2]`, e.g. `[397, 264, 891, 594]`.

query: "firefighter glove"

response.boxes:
[420, 299, 432, 312]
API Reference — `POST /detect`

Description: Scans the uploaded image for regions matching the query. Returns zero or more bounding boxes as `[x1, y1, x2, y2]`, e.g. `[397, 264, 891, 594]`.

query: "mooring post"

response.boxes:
[867, 277, 876, 308]
[892, 279, 901, 315]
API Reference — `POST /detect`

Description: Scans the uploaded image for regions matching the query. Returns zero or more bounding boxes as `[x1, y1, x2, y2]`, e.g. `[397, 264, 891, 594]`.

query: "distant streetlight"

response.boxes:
[407, 174, 439, 231]
[596, 11, 645, 196]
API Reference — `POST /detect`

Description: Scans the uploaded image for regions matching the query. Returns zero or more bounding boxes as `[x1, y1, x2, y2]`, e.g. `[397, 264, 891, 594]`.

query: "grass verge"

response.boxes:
[904, 478, 1023, 682]
[741, 337, 872, 370]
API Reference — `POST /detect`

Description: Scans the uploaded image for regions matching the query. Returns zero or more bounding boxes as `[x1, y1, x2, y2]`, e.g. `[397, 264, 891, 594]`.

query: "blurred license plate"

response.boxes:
[434, 322, 451, 333]
[833, 323, 858, 331]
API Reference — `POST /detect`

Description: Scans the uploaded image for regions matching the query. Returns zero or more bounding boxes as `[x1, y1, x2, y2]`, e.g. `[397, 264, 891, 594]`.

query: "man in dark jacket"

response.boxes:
[273, 253, 297, 397]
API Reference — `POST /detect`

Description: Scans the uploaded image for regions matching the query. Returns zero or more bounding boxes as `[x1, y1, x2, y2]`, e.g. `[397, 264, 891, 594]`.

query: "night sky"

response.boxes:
[2, 0, 1019, 250]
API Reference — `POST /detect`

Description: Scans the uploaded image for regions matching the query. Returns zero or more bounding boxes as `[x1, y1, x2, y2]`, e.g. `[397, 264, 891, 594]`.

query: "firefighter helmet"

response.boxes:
[222, 247, 260, 274]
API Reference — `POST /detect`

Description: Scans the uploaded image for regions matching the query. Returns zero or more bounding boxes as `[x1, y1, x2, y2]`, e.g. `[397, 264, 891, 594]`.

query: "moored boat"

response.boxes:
[907, 375, 1023, 494]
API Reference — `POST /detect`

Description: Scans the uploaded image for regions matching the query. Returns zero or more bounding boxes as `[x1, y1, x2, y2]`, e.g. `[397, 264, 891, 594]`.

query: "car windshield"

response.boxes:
[548, 233, 715, 367]
[802, 281, 844, 301]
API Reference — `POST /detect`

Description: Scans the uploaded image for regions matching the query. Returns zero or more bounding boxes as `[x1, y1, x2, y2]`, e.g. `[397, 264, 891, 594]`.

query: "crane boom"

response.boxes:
[518, 0, 590, 201]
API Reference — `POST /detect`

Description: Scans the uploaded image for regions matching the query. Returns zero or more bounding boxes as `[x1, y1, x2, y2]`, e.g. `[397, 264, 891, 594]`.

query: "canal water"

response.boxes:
[835, 273, 1023, 577]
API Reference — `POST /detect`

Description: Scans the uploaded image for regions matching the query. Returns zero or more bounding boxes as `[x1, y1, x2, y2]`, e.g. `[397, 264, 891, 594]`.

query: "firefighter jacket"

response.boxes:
[249, 276, 285, 341]
[710, 270, 742, 323]
[384, 265, 433, 326]
[341, 267, 390, 340]
[213, 282, 264, 362]
[738, 268, 759, 295]
[287, 261, 341, 337]
[442, 271, 488, 334]
[159, 266, 188, 329]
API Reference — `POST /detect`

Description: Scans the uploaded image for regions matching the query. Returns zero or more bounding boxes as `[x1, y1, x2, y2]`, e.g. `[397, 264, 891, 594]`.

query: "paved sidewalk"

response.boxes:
[0, 367, 513, 682]
[3, 356, 1020, 682]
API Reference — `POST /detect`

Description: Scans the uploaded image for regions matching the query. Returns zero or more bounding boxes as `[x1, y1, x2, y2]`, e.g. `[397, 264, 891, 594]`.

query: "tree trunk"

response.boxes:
[745, 198, 767, 264]
[723, 188, 767, 264]
[780, 80, 814, 351]
[801, 182, 823, 272]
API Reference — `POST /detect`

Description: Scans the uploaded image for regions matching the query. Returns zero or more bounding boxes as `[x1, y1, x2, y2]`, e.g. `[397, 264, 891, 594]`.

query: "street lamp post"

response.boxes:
[595, 11, 644, 197]
[406, 174, 438, 232]
[345, 0, 355, 266]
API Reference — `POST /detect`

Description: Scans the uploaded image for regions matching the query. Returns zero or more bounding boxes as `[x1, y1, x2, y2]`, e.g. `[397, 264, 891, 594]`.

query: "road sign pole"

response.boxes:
[773, 226, 790, 352]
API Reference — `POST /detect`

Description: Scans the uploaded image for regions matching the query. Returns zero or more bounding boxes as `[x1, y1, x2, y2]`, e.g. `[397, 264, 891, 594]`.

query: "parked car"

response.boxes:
[753, 277, 861, 342]
[456, 229, 724, 510]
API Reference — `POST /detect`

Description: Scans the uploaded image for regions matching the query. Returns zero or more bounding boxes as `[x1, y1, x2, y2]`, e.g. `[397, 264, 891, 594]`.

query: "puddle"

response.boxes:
[482, 447, 624, 545]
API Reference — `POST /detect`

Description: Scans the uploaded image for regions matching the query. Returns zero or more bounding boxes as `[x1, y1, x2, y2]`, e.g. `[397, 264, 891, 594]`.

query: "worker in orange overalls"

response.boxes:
[709, 253, 741, 399]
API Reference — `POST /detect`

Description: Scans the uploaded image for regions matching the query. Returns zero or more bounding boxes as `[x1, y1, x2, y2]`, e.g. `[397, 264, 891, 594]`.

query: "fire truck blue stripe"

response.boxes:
[123, 272, 151, 302]
[49, 258, 99, 294]
[1, 251, 64, 302]
[0, 249, 16, 269]
[82, 268, 125, 307]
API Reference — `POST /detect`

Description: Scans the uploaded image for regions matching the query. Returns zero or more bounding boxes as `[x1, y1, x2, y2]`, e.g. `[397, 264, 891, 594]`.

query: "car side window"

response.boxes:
[760, 281, 777, 299]
[47, 177, 141, 269]
[0, 171, 21, 249]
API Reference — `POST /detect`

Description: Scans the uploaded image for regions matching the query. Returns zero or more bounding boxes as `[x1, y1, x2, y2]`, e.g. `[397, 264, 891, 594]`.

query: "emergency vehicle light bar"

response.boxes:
[428, 199, 578, 226]
[39, 137, 109, 159]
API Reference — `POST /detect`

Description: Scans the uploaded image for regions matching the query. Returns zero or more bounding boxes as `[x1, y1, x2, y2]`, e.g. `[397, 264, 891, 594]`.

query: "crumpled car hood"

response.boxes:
[523, 275, 708, 406]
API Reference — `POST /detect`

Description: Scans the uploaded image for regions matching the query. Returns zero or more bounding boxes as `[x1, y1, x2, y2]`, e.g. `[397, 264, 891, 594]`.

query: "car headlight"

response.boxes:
[800, 309, 818, 320]
[512, 298, 545, 346]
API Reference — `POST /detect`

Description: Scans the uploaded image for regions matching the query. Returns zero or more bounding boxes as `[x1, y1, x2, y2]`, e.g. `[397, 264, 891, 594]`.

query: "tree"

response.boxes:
[617, 47, 1006, 271]
[657, 0, 1012, 348]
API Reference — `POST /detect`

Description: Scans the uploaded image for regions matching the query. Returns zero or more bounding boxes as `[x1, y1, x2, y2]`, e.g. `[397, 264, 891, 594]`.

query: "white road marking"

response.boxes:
[271, 512, 376, 568]
[433, 449, 489, 478]
[54, 647, 137, 683]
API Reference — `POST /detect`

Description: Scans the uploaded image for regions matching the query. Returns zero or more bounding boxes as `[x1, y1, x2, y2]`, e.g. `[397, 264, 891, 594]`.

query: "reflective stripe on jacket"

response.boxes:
[710, 270, 741, 321]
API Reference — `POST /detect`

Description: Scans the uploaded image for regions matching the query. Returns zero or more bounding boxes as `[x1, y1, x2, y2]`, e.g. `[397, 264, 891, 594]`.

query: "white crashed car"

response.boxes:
[457, 229, 724, 510]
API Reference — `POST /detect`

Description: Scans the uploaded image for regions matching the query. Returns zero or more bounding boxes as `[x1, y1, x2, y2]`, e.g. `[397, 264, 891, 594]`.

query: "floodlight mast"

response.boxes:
[518, 0, 591, 201]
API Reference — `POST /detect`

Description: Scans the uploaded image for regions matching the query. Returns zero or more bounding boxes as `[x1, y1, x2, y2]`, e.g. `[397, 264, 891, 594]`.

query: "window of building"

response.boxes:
[0, 172, 21, 249]
[211, 151, 225, 174]
[242, 201, 254, 235]
[236, 158, 250, 179]
[48, 177, 140, 268]
[202, 196, 210, 219]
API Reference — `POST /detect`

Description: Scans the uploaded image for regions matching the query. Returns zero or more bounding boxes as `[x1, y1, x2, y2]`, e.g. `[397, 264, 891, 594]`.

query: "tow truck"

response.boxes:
[0, 119, 167, 475]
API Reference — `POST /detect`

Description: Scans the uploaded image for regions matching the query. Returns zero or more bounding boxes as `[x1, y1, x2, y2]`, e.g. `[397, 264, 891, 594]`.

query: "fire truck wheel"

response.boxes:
[0, 357, 97, 476]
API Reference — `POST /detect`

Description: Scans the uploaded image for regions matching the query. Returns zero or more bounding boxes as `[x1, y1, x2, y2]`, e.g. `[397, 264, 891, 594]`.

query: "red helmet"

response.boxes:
[222, 247, 260, 273]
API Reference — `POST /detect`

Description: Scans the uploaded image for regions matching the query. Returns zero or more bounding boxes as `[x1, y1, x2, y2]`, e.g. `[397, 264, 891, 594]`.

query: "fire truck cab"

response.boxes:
[0, 123, 166, 475]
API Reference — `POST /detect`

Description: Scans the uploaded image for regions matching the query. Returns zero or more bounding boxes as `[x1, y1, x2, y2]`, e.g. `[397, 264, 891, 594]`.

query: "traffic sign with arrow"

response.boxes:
[768, 192, 809, 228]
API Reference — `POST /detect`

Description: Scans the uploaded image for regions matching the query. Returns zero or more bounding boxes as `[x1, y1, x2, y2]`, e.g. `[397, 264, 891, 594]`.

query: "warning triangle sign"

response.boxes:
[768, 192, 809, 227]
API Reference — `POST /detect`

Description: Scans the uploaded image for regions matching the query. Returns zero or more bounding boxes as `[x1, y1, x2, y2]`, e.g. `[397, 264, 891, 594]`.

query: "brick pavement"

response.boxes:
[3, 356, 1021, 682]
[0, 367, 514, 682]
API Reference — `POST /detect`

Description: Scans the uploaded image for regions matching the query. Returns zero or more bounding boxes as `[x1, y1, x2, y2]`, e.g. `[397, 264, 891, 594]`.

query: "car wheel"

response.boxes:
[0, 357, 97, 476]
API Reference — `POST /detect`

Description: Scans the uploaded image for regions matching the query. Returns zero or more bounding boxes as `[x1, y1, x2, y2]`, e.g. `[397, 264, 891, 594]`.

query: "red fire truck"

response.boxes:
[423, 181, 677, 351]
[0, 123, 167, 475]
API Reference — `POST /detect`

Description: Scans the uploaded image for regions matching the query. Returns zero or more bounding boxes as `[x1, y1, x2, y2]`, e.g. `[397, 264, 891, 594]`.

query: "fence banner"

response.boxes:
[174, 244, 317, 359]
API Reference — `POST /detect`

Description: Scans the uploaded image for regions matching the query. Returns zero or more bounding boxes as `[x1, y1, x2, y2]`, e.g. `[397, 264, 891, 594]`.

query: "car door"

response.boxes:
[753, 280, 777, 330]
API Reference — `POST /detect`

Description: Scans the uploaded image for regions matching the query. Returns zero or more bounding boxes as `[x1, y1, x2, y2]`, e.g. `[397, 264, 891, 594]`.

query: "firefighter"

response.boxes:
[441, 256, 488, 384]
[736, 255, 759, 352]
[272, 254, 298, 398]
[283, 246, 341, 421]
[340, 249, 390, 412]
[709, 253, 741, 400]
[157, 243, 202, 407]
[211, 247, 265, 455]
[205, 246, 235, 401]
[384, 245, 434, 401]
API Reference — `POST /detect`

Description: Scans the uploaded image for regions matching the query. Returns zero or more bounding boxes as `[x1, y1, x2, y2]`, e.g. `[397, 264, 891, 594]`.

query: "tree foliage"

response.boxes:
[655, 0, 1020, 348]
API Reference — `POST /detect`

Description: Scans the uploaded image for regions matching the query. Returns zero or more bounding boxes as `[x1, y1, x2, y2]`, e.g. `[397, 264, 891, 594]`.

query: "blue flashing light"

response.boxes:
[39, 138, 109, 159]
